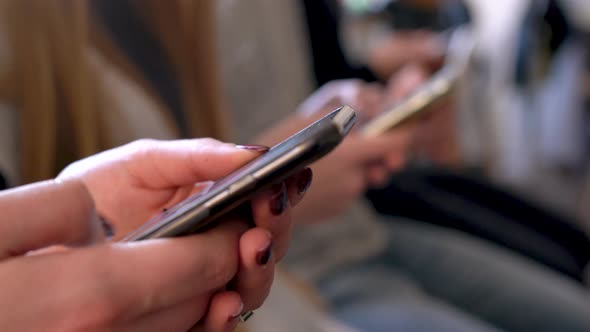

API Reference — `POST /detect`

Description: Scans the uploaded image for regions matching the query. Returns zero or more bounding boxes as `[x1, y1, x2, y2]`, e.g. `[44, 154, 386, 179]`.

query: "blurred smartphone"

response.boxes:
[361, 26, 474, 137]
[123, 106, 356, 241]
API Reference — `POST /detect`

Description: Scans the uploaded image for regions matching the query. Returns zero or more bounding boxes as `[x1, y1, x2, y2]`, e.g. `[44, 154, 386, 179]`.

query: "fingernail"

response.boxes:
[296, 168, 313, 195]
[99, 216, 115, 240]
[229, 301, 245, 321]
[235, 144, 270, 152]
[256, 242, 273, 266]
[269, 182, 288, 216]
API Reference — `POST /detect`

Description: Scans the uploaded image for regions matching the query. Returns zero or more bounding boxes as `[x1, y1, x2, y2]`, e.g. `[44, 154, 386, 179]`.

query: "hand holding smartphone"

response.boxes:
[123, 106, 356, 241]
[361, 26, 475, 137]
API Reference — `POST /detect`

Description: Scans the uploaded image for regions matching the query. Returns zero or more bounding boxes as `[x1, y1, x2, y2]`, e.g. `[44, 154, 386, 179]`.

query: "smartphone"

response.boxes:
[122, 106, 356, 241]
[360, 26, 475, 137]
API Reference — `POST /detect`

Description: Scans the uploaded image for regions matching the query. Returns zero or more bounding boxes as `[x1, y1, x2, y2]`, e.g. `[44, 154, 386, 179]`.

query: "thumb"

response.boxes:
[0, 179, 106, 259]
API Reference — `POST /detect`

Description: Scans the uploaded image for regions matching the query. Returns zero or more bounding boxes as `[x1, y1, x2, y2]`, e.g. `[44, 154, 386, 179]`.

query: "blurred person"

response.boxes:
[253, 64, 590, 332]
[216, 1, 590, 332]
[302, 0, 590, 281]
[0, 137, 309, 331]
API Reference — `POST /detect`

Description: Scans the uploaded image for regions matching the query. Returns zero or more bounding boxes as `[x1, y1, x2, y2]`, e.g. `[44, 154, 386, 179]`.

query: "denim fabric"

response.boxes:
[316, 220, 590, 332]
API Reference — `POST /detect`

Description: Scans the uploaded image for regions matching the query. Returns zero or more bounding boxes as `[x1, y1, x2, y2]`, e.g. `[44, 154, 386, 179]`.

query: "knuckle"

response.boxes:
[126, 138, 160, 158]
[198, 137, 221, 145]
[126, 139, 165, 164]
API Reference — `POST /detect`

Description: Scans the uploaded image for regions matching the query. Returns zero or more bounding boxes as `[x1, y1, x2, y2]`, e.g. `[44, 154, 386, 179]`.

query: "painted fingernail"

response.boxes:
[99, 216, 115, 240]
[235, 144, 270, 152]
[296, 168, 313, 195]
[256, 242, 273, 266]
[269, 182, 288, 216]
[229, 301, 245, 321]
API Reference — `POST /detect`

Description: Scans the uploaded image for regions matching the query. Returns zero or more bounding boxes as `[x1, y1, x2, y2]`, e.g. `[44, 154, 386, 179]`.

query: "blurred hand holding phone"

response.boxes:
[361, 26, 475, 137]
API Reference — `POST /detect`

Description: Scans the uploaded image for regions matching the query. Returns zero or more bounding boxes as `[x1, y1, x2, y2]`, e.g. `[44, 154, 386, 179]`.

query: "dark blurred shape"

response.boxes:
[383, 0, 471, 31]
[0, 172, 6, 190]
[515, 0, 572, 86]
[367, 166, 590, 282]
[544, 0, 571, 53]
[302, 0, 379, 86]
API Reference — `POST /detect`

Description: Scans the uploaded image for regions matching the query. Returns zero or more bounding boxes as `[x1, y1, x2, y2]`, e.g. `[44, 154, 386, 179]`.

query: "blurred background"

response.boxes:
[220, 0, 590, 231]
[218, 0, 590, 284]
[240, 0, 590, 225]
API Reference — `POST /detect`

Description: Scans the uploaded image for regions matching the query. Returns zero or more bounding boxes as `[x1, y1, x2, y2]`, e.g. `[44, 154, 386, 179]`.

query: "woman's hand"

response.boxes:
[0, 179, 267, 331]
[383, 64, 461, 167]
[58, 138, 311, 316]
[58, 138, 310, 260]
[0, 137, 312, 331]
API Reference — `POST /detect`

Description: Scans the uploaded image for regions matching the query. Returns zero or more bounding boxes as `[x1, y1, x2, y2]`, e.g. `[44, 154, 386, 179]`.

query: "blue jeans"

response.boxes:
[316, 220, 590, 332]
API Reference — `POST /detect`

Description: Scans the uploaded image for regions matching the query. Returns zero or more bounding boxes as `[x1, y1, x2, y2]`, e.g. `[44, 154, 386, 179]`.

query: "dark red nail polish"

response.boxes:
[269, 183, 287, 215]
[99, 216, 115, 239]
[235, 144, 270, 152]
[296, 168, 313, 195]
[256, 243, 273, 266]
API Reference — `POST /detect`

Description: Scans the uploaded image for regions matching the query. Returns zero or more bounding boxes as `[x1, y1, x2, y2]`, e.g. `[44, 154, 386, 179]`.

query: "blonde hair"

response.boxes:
[0, 0, 227, 184]
[136, 0, 229, 139]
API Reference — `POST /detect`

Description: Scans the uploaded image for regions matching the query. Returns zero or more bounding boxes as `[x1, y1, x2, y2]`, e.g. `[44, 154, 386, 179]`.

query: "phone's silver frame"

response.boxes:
[122, 106, 356, 241]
